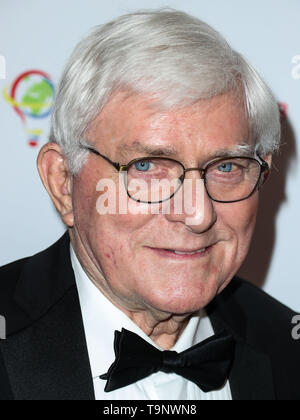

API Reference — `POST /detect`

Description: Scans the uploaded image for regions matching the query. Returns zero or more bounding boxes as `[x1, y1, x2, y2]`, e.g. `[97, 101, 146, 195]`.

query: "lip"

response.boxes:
[146, 245, 214, 259]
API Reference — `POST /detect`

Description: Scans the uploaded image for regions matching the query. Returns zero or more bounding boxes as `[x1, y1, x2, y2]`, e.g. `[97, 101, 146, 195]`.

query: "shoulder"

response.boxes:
[0, 258, 29, 310]
[229, 277, 296, 320]
[217, 277, 299, 361]
[211, 277, 299, 353]
[0, 233, 72, 335]
[0, 257, 28, 287]
[230, 277, 296, 328]
[213, 278, 300, 399]
[0, 257, 31, 335]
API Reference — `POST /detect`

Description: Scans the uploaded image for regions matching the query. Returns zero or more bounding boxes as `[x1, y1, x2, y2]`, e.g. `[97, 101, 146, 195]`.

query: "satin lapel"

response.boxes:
[207, 282, 276, 400]
[1, 233, 95, 400]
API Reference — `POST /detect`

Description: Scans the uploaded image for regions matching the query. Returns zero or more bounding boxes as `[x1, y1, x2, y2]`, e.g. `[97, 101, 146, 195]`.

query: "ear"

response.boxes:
[37, 143, 74, 227]
[259, 153, 272, 188]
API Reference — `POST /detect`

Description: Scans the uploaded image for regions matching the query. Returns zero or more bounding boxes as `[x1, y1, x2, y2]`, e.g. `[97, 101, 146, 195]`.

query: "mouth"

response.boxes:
[147, 245, 214, 259]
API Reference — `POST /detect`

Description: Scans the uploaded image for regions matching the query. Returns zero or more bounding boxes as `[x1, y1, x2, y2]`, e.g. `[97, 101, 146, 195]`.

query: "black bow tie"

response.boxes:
[100, 328, 235, 392]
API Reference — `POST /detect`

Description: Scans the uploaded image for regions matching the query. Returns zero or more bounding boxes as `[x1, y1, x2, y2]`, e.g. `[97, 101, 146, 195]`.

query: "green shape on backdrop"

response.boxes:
[21, 79, 53, 115]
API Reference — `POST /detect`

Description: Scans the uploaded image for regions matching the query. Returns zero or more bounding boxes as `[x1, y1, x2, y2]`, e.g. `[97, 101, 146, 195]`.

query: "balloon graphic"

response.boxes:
[3, 70, 55, 147]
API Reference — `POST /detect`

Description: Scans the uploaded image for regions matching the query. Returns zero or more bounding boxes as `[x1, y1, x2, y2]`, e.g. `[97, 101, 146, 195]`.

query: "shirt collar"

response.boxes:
[70, 244, 216, 379]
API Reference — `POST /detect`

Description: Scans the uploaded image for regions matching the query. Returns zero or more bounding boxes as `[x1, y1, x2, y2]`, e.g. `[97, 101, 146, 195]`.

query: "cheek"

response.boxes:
[72, 172, 156, 266]
[212, 196, 259, 294]
[72, 181, 95, 226]
[215, 194, 259, 278]
[216, 194, 259, 238]
[72, 167, 146, 231]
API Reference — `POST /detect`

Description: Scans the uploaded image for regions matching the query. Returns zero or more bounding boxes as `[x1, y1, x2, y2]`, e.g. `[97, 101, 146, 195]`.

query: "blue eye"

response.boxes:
[218, 163, 233, 173]
[134, 160, 151, 172]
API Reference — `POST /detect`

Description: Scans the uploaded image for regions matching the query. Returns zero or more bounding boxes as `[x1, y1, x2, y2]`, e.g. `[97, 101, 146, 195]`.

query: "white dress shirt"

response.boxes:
[70, 245, 232, 400]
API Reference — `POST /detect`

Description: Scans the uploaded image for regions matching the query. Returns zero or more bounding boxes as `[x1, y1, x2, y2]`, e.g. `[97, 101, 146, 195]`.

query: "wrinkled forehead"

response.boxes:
[87, 89, 251, 161]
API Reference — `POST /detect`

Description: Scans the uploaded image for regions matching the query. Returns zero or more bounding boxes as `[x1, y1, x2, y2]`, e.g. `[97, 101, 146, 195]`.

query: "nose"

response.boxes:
[164, 169, 217, 234]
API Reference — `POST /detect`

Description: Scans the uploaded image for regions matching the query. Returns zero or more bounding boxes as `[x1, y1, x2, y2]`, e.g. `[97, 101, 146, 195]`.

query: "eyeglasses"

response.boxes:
[80, 144, 269, 204]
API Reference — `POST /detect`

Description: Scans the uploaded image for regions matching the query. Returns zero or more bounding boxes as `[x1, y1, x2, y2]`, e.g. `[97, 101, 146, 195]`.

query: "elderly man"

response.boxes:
[0, 9, 299, 401]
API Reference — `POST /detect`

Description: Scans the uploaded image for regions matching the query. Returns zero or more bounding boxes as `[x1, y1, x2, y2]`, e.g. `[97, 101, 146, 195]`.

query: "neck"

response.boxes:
[126, 310, 192, 349]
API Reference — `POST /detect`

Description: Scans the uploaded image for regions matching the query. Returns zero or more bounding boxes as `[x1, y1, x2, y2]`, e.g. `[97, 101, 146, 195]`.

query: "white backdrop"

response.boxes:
[0, 0, 299, 311]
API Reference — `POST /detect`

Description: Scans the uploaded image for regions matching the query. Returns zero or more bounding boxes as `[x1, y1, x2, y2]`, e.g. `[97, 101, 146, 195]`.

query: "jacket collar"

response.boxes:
[13, 232, 75, 327]
[207, 285, 276, 400]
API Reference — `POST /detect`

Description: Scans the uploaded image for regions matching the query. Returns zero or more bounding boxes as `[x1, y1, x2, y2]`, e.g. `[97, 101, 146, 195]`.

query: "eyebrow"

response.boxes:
[206, 144, 255, 160]
[117, 140, 255, 162]
[117, 141, 177, 158]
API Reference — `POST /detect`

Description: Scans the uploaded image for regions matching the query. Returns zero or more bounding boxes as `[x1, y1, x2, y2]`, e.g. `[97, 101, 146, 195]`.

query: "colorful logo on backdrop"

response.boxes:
[3, 70, 55, 147]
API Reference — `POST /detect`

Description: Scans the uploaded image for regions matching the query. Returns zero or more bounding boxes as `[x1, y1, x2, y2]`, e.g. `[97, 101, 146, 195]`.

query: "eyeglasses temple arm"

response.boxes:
[256, 154, 270, 172]
[79, 145, 121, 171]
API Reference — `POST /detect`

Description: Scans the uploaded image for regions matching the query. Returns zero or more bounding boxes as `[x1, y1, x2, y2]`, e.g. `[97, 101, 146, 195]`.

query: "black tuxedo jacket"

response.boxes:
[0, 233, 299, 400]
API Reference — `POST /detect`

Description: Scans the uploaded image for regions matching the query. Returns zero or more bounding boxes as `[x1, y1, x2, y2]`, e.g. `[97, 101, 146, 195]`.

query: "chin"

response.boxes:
[147, 284, 220, 315]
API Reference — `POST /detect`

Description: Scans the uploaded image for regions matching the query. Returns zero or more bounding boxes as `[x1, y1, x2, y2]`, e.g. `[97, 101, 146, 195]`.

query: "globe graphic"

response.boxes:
[3, 69, 55, 147]
[13, 72, 55, 119]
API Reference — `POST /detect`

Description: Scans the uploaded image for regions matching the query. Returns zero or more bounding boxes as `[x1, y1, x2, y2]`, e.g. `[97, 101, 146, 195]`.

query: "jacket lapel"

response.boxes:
[0, 350, 13, 400]
[208, 283, 276, 400]
[229, 340, 275, 400]
[1, 233, 95, 400]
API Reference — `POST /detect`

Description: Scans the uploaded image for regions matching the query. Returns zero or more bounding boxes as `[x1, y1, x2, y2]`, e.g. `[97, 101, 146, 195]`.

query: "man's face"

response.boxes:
[70, 91, 259, 316]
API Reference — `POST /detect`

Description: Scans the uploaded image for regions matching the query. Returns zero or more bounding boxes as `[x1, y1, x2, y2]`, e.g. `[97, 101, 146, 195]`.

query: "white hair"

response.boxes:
[50, 9, 281, 173]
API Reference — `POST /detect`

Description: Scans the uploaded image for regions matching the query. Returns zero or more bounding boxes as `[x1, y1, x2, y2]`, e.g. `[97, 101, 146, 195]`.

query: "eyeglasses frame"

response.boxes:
[79, 144, 270, 204]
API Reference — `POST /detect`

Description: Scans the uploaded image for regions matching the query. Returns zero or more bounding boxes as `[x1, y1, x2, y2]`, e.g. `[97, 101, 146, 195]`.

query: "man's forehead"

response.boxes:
[94, 90, 251, 160]
[96, 88, 247, 135]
